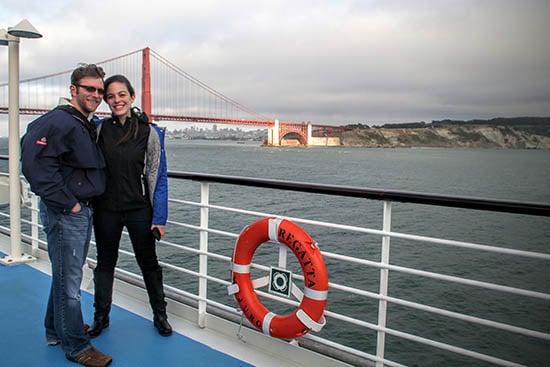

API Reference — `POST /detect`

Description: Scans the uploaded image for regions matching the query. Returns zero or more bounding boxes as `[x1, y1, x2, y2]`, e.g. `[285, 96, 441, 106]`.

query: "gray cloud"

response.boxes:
[1, 0, 549, 125]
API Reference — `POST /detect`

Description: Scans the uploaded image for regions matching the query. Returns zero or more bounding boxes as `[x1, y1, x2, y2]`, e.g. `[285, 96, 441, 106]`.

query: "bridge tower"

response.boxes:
[267, 119, 280, 146]
[141, 47, 152, 117]
[267, 121, 314, 146]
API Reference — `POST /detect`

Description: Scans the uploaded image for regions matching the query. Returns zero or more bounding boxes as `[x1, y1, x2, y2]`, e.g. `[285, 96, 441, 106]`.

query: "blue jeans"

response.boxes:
[40, 201, 93, 357]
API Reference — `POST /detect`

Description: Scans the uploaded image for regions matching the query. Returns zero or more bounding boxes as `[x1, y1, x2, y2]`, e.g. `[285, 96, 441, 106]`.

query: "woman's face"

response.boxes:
[105, 81, 136, 119]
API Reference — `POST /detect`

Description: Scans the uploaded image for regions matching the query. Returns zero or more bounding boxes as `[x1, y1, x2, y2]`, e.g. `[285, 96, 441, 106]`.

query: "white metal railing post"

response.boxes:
[30, 194, 39, 256]
[198, 181, 210, 328]
[0, 35, 34, 266]
[376, 201, 392, 367]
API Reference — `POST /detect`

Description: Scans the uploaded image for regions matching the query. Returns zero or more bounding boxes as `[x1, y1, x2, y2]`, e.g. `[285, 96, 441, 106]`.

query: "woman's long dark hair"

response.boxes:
[103, 74, 144, 145]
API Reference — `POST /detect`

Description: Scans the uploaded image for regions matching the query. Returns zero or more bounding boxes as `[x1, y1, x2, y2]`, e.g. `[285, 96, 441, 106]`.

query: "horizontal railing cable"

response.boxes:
[173, 198, 550, 261]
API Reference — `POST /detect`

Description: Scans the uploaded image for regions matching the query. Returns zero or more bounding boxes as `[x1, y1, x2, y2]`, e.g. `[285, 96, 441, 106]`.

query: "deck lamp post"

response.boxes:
[0, 19, 42, 266]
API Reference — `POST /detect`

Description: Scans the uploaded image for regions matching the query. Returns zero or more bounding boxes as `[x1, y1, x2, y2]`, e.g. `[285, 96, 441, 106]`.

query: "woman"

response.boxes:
[88, 74, 172, 337]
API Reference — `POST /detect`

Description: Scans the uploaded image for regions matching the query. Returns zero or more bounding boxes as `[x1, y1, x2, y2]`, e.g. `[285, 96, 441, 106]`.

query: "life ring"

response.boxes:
[228, 217, 328, 339]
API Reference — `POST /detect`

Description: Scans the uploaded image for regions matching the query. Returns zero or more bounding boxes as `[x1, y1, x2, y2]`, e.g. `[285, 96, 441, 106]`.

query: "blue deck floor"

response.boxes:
[0, 258, 252, 367]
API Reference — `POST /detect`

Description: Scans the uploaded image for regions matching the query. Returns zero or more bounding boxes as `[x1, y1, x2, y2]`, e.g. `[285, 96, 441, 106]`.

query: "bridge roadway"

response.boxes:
[0, 107, 344, 146]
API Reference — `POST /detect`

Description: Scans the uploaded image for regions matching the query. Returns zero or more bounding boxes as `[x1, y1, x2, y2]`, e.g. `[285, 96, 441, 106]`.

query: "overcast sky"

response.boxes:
[1, 0, 549, 125]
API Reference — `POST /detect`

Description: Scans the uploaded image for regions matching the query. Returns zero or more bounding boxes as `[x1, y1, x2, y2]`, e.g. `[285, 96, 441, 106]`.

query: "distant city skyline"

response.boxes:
[166, 124, 266, 141]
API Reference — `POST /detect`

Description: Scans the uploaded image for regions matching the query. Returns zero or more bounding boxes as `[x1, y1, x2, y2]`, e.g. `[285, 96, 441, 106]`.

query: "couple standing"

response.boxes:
[21, 64, 171, 367]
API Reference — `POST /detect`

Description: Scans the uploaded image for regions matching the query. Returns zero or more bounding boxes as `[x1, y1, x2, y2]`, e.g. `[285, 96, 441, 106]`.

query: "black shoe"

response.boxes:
[87, 315, 109, 338]
[154, 314, 172, 336]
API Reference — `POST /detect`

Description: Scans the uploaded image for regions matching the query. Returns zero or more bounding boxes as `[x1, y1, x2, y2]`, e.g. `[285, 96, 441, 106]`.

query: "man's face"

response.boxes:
[70, 76, 104, 115]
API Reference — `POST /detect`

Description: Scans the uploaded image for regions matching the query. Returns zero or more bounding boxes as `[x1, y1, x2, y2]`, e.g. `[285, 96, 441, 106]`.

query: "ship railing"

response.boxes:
[1, 166, 549, 367]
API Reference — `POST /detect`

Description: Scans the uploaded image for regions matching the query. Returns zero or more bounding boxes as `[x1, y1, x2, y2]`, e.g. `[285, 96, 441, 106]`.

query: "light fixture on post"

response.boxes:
[0, 19, 42, 266]
[0, 29, 9, 46]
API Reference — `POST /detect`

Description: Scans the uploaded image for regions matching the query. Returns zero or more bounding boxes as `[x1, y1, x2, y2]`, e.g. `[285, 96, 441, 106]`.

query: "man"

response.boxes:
[21, 64, 112, 367]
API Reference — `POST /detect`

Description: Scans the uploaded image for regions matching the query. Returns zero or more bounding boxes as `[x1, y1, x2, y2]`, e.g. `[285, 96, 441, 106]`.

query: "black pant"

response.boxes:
[93, 207, 159, 275]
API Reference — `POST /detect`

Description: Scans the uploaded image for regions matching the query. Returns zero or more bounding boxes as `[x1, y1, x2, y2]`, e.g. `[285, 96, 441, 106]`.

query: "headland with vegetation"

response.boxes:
[339, 117, 550, 149]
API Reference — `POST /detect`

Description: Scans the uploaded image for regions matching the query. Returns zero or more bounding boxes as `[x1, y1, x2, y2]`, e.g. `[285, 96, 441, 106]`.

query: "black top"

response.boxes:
[94, 114, 151, 212]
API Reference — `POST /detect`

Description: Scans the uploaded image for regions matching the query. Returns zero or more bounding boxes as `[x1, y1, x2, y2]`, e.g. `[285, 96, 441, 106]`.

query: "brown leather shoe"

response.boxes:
[65, 346, 112, 367]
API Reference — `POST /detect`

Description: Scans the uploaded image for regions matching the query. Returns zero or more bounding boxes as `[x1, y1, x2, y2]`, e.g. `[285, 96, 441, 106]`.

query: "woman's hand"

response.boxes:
[151, 225, 166, 238]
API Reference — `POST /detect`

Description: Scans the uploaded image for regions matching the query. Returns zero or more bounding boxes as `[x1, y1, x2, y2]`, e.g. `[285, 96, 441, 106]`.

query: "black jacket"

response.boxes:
[93, 113, 151, 212]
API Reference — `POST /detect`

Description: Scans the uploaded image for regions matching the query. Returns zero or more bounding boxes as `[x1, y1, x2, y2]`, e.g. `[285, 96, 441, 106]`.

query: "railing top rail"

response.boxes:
[0, 152, 547, 217]
[167, 170, 550, 217]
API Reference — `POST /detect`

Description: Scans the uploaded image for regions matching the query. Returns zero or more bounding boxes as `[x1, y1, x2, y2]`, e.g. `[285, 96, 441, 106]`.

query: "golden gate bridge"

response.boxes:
[0, 47, 343, 146]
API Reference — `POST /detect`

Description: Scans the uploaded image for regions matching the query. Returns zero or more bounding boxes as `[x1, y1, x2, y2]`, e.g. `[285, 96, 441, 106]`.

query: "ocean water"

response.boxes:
[160, 140, 550, 367]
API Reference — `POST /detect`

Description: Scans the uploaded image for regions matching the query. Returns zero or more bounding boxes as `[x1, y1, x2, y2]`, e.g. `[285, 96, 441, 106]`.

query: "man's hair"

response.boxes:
[70, 63, 106, 85]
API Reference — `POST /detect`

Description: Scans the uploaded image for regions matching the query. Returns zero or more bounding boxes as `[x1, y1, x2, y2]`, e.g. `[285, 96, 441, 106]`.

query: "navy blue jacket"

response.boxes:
[21, 105, 106, 213]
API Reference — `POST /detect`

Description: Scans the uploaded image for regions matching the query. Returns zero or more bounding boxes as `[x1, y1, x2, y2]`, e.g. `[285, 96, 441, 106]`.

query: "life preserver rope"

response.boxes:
[228, 217, 329, 339]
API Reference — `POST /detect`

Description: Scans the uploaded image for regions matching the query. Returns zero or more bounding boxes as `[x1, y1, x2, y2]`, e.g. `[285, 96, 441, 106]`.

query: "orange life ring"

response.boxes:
[229, 217, 328, 339]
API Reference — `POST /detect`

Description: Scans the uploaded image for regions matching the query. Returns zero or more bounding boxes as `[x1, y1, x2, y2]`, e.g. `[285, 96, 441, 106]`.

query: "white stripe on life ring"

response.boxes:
[296, 309, 326, 332]
[303, 287, 328, 301]
[268, 217, 283, 242]
[231, 263, 251, 274]
[262, 311, 277, 335]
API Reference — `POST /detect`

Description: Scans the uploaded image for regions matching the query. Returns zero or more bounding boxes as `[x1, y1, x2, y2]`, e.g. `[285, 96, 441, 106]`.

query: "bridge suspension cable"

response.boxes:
[149, 49, 270, 121]
[1, 47, 272, 124]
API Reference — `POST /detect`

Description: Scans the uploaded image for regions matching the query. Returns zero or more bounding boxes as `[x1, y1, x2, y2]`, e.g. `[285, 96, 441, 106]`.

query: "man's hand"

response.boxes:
[70, 202, 81, 213]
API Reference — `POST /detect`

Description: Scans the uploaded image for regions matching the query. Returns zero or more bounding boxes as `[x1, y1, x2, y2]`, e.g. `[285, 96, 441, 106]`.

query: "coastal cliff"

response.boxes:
[340, 120, 550, 149]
